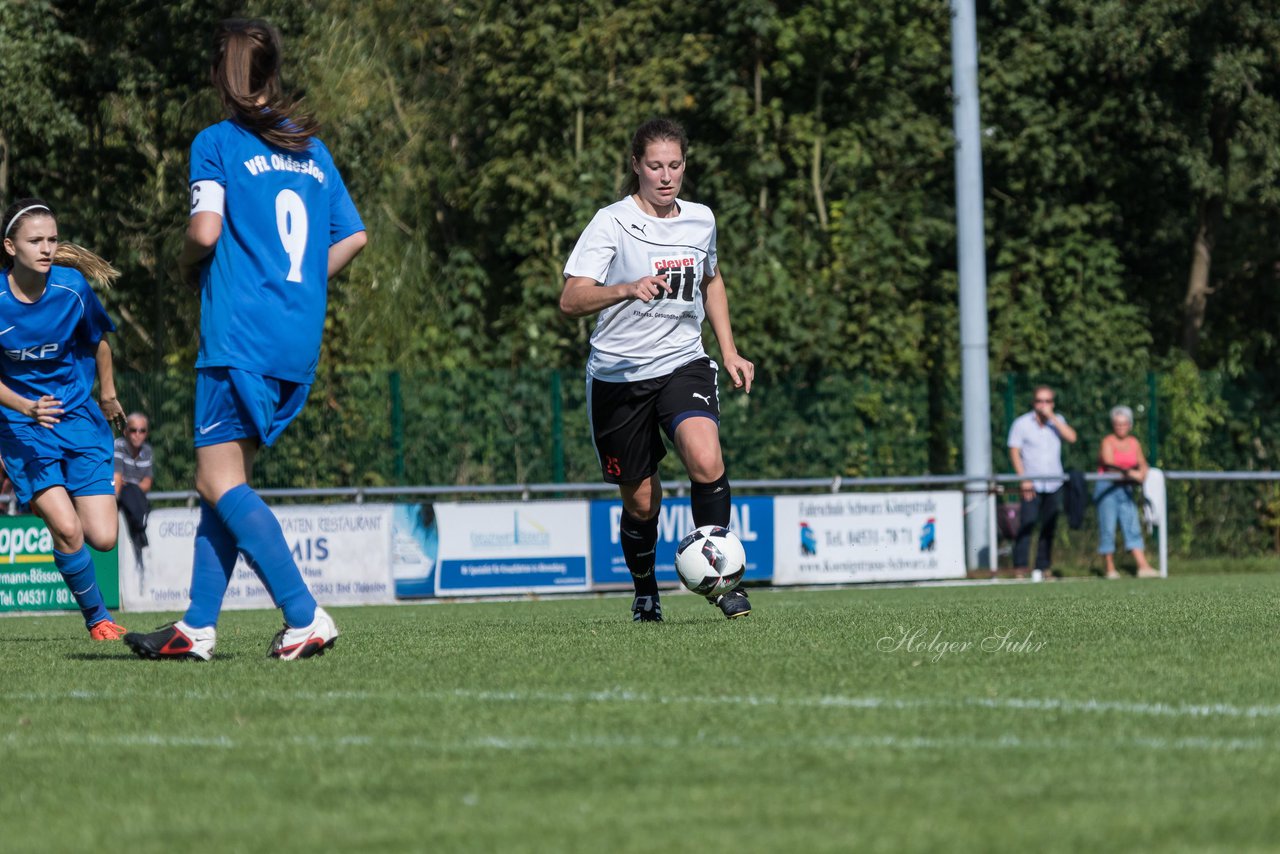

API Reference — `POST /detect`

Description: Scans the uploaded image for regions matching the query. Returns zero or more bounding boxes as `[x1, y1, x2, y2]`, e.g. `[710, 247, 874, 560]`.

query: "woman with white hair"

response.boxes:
[1095, 405, 1157, 579]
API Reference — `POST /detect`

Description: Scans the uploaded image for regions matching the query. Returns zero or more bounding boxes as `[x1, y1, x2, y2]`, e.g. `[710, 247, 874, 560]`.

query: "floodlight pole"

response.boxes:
[951, 0, 993, 570]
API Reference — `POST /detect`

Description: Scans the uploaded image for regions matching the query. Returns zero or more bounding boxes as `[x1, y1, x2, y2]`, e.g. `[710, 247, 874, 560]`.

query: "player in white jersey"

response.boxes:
[561, 118, 754, 621]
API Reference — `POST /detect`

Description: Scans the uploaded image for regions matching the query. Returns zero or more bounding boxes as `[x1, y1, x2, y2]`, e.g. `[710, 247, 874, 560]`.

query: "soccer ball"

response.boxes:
[674, 526, 746, 597]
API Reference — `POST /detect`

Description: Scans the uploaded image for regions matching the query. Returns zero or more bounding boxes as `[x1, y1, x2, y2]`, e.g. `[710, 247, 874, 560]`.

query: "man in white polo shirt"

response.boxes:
[1008, 385, 1077, 577]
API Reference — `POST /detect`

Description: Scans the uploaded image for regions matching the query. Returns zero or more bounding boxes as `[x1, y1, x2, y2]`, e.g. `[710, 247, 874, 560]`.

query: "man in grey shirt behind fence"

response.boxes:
[1008, 385, 1077, 578]
[114, 412, 155, 553]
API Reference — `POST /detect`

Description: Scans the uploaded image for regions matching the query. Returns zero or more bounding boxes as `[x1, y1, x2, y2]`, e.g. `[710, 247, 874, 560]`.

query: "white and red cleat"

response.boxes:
[269, 606, 339, 660]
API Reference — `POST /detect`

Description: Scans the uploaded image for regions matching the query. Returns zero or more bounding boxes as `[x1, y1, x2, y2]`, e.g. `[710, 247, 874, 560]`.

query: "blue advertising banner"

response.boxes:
[438, 556, 589, 592]
[589, 496, 774, 587]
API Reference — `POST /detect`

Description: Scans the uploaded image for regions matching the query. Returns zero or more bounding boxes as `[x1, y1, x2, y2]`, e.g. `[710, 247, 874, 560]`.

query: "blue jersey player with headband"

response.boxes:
[125, 18, 366, 662]
[0, 198, 129, 641]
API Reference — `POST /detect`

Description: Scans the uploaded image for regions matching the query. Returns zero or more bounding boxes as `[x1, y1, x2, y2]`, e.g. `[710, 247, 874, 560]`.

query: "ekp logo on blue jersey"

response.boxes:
[4, 343, 59, 362]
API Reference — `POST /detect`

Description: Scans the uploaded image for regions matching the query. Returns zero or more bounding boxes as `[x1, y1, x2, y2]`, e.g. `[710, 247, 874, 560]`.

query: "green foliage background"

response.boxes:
[5, 1, 1280, 510]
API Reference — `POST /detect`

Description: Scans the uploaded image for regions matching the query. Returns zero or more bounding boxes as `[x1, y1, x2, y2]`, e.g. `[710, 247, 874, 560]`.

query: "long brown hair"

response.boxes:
[619, 118, 689, 199]
[211, 18, 317, 153]
[2, 199, 119, 287]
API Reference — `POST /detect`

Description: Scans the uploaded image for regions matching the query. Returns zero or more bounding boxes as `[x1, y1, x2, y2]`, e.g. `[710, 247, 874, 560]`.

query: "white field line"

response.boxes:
[439, 689, 1280, 720]
[6, 687, 1280, 722]
[0, 729, 1270, 754]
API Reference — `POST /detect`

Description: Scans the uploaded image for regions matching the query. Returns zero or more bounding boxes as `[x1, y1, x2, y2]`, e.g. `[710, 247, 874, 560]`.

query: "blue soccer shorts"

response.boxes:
[194, 367, 311, 448]
[0, 404, 114, 504]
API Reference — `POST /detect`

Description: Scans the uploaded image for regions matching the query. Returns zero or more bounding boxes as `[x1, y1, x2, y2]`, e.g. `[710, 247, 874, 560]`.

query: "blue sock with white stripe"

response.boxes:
[184, 501, 240, 629]
[54, 545, 110, 628]
[214, 484, 316, 628]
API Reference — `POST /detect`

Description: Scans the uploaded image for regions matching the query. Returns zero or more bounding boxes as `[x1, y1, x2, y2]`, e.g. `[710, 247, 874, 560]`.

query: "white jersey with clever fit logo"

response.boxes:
[563, 195, 718, 382]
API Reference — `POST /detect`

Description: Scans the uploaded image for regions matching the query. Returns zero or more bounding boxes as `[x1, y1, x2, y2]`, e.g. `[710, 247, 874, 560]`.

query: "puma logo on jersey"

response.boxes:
[5, 343, 59, 361]
[630, 223, 648, 236]
[692, 392, 712, 405]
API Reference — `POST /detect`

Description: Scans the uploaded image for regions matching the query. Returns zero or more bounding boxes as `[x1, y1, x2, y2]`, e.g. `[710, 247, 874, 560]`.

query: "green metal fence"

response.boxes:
[122, 367, 1276, 490]
[116, 366, 1278, 560]
[123, 367, 976, 490]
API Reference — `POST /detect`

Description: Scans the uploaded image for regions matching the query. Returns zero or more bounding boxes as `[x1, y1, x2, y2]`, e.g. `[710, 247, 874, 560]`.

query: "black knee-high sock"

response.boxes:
[691, 472, 732, 528]
[620, 509, 660, 597]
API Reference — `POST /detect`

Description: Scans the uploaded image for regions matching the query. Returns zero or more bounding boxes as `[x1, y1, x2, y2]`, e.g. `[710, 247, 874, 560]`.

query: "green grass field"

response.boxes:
[4, 575, 1280, 853]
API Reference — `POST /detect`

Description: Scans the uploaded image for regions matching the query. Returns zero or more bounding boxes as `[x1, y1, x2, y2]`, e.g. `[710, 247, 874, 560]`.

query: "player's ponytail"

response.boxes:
[53, 243, 119, 288]
[620, 118, 690, 199]
[211, 18, 317, 153]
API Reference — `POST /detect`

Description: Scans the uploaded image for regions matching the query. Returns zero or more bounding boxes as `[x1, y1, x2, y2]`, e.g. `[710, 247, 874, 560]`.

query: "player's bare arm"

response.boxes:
[702, 269, 753, 393]
[558, 273, 671, 318]
[178, 210, 222, 287]
[94, 338, 124, 431]
[0, 377, 62, 428]
[328, 230, 368, 278]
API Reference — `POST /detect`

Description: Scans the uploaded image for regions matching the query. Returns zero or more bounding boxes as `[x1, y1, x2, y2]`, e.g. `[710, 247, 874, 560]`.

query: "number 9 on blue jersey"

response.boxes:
[275, 189, 308, 283]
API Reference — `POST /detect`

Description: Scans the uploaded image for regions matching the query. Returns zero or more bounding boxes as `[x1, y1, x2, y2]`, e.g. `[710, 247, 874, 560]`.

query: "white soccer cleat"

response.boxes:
[268, 606, 339, 660]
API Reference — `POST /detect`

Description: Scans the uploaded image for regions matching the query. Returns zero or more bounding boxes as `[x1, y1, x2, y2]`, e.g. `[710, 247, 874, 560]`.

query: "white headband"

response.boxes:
[4, 205, 52, 238]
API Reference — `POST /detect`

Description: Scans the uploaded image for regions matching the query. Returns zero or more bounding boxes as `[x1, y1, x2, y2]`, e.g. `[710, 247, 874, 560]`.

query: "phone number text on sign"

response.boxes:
[774, 492, 964, 585]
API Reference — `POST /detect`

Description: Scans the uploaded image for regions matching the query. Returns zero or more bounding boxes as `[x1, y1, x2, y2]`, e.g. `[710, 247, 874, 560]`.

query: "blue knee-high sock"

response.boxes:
[214, 484, 316, 627]
[184, 501, 240, 629]
[54, 545, 109, 628]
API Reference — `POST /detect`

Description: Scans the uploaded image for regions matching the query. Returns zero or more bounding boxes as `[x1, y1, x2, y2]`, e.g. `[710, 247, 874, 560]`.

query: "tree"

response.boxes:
[1062, 0, 1280, 364]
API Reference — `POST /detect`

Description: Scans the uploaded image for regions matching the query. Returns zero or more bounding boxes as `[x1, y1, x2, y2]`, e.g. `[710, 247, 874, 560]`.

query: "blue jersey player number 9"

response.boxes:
[183, 117, 363, 385]
[275, 189, 307, 283]
[125, 17, 368, 662]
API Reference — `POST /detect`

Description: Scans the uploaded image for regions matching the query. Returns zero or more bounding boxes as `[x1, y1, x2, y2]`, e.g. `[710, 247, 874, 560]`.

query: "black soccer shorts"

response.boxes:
[588, 357, 720, 484]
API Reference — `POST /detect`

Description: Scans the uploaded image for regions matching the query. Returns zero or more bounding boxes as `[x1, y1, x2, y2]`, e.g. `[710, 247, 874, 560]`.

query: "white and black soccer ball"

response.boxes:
[674, 525, 746, 597]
